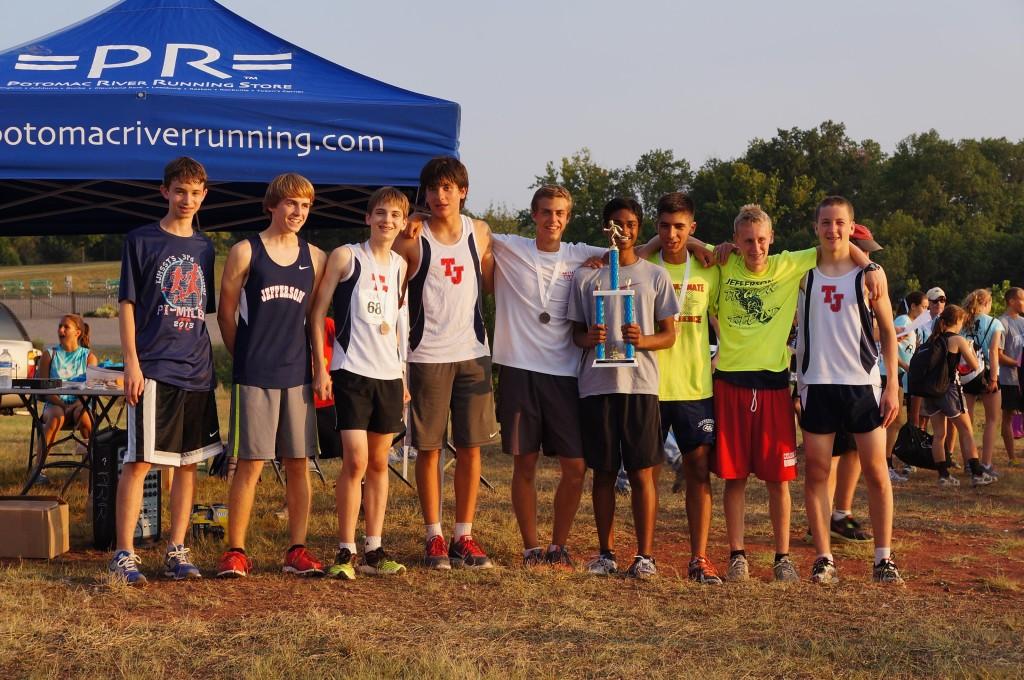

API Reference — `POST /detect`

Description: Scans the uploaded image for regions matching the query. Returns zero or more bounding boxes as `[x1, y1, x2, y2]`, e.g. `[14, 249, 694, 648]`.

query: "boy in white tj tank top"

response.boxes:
[310, 187, 410, 579]
[796, 196, 903, 585]
[391, 157, 498, 569]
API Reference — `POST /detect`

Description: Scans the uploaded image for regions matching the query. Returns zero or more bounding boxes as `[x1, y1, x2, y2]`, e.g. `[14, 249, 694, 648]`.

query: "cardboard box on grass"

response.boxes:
[0, 496, 69, 559]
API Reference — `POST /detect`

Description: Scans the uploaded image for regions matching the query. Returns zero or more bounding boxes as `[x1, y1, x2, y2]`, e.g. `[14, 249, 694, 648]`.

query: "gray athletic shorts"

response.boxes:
[921, 381, 966, 419]
[408, 357, 498, 450]
[227, 383, 317, 460]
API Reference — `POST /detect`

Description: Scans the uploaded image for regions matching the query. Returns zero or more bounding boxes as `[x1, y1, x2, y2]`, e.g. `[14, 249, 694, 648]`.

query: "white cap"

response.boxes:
[926, 287, 946, 301]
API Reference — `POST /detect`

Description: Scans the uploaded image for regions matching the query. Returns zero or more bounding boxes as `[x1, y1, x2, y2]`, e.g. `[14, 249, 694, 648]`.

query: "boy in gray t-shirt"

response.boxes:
[567, 198, 678, 578]
[999, 286, 1024, 463]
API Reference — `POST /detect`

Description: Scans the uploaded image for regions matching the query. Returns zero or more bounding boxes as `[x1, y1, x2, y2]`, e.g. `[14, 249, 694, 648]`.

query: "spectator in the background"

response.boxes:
[889, 290, 928, 479]
[998, 287, 1024, 465]
[960, 289, 1003, 476]
[315, 316, 342, 461]
[37, 313, 99, 449]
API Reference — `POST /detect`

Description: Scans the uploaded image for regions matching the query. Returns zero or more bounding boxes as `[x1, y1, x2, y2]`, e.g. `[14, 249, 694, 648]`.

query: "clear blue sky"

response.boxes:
[3, 0, 1022, 215]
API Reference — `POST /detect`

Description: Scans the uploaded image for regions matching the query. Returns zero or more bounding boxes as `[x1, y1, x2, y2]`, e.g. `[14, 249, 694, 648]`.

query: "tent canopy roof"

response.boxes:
[0, 0, 460, 234]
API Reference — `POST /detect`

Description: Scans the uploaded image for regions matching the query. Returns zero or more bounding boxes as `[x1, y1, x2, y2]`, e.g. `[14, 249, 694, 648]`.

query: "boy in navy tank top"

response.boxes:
[310, 187, 410, 579]
[392, 157, 499, 569]
[109, 157, 221, 586]
[215, 173, 328, 578]
[797, 196, 903, 584]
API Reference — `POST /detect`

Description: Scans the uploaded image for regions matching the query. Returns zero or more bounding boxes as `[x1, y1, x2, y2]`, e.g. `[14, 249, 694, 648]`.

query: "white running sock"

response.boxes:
[364, 536, 382, 553]
[818, 553, 834, 563]
[339, 542, 357, 554]
[454, 522, 472, 541]
[832, 510, 851, 522]
[875, 547, 891, 562]
[425, 523, 443, 540]
[547, 544, 561, 554]
[523, 546, 541, 558]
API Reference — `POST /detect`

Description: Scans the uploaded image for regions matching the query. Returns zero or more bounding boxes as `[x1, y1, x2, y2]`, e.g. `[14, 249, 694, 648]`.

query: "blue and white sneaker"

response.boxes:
[109, 550, 148, 586]
[163, 544, 202, 580]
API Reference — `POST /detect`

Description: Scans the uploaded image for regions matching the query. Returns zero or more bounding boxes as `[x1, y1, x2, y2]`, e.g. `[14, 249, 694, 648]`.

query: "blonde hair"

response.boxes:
[263, 173, 314, 213]
[961, 289, 991, 329]
[366, 187, 410, 217]
[733, 204, 773, 233]
[530, 185, 574, 214]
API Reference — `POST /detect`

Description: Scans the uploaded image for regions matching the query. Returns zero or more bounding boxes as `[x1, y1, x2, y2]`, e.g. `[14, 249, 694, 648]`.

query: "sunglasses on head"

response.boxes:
[930, 296, 946, 304]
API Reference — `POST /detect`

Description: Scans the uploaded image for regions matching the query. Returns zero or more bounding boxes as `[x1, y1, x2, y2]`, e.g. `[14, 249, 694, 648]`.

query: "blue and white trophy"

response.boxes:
[593, 220, 637, 368]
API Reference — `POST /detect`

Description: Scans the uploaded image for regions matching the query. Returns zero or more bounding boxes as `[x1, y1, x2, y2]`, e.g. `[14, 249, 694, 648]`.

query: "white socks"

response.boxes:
[832, 510, 851, 522]
[425, 523, 443, 541]
[875, 547, 891, 562]
[364, 536, 382, 553]
[454, 522, 472, 541]
[339, 542, 357, 554]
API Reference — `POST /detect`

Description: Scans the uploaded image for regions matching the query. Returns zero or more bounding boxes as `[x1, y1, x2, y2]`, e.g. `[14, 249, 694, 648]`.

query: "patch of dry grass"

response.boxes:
[1, 397, 1023, 678]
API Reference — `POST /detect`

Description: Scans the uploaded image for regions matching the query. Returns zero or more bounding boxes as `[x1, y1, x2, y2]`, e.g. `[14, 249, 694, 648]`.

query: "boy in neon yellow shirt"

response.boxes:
[648, 193, 722, 585]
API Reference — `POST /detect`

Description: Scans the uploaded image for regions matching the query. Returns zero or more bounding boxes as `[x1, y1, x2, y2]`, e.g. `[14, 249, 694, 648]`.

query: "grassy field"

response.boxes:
[0, 394, 1023, 678]
[0, 259, 228, 294]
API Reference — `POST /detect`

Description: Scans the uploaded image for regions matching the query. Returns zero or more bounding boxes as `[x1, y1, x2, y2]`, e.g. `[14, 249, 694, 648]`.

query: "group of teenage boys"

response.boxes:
[108, 154, 904, 586]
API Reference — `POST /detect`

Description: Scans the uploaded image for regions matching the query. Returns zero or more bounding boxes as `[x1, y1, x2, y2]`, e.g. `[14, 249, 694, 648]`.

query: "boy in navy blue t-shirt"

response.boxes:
[108, 157, 221, 585]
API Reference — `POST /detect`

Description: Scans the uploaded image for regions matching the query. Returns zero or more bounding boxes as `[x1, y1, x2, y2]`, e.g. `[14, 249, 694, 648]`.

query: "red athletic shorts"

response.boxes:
[712, 378, 798, 482]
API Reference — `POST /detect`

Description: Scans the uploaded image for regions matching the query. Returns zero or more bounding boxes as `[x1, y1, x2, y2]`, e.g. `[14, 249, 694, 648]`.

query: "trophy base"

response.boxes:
[592, 358, 639, 368]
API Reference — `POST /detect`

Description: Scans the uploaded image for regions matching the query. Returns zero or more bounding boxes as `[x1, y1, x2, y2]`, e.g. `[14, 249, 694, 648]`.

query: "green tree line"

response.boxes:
[4, 122, 1020, 304]
[485, 121, 1023, 302]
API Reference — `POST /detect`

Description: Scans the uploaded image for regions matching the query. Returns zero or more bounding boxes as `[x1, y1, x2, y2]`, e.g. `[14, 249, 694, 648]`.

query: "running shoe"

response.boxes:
[981, 464, 1000, 480]
[358, 547, 406, 576]
[327, 547, 356, 580]
[773, 556, 800, 583]
[615, 470, 631, 495]
[971, 471, 996, 487]
[888, 468, 908, 483]
[163, 544, 202, 580]
[625, 555, 657, 578]
[902, 465, 916, 475]
[810, 556, 839, 584]
[830, 515, 872, 543]
[545, 545, 575, 572]
[726, 554, 750, 582]
[282, 545, 324, 577]
[216, 549, 252, 578]
[109, 550, 147, 586]
[423, 535, 452, 570]
[937, 475, 961, 488]
[687, 555, 723, 585]
[448, 535, 494, 569]
[586, 551, 618, 575]
[872, 558, 905, 585]
[523, 547, 545, 568]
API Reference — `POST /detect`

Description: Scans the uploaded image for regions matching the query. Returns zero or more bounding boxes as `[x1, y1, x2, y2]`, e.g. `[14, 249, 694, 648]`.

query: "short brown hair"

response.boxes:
[530, 185, 573, 214]
[263, 173, 314, 213]
[733, 204, 772, 233]
[815, 195, 855, 223]
[366, 187, 410, 217]
[419, 156, 469, 208]
[656, 192, 695, 219]
[163, 156, 207, 188]
[1005, 287, 1023, 304]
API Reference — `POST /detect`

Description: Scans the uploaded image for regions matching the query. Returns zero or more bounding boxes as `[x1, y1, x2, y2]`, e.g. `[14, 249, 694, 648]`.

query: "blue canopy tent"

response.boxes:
[0, 0, 460, 235]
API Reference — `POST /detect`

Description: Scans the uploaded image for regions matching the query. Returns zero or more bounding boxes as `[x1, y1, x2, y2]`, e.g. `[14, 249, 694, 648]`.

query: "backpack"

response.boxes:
[907, 333, 950, 398]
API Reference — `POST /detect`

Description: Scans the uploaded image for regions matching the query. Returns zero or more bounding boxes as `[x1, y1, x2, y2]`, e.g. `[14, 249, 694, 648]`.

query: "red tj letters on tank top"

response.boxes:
[821, 285, 844, 313]
[441, 257, 464, 284]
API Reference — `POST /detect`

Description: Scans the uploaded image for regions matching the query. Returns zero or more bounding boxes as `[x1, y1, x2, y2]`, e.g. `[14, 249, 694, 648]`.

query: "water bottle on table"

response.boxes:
[0, 349, 12, 389]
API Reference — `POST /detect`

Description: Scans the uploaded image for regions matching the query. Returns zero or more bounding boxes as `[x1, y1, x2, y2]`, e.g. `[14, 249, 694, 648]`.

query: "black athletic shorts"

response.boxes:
[831, 427, 856, 457]
[660, 398, 715, 452]
[799, 384, 883, 435]
[1000, 384, 1022, 411]
[579, 394, 663, 473]
[496, 366, 583, 458]
[125, 380, 221, 467]
[316, 406, 342, 459]
[331, 369, 404, 435]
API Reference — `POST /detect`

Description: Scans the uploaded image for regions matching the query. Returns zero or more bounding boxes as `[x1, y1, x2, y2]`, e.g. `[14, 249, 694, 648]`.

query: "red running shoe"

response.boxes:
[423, 534, 452, 570]
[216, 549, 252, 578]
[282, 546, 325, 577]
[448, 535, 494, 569]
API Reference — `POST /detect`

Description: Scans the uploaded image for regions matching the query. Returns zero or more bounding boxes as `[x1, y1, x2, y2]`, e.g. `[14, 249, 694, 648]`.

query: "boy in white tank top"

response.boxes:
[310, 187, 410, 579]
[391, 157, 498, 569]
[797, 196, 903, 585]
